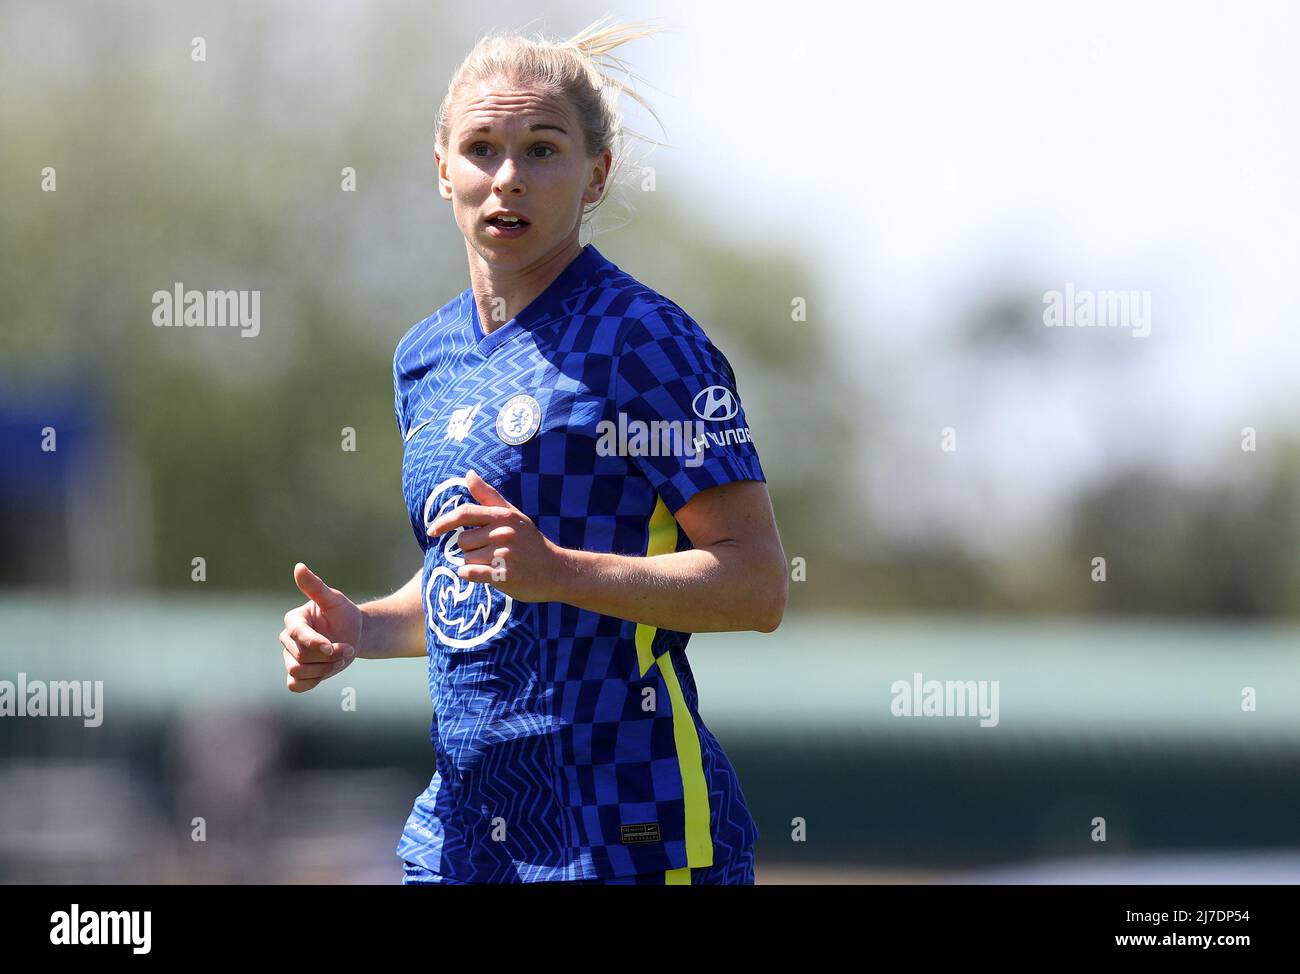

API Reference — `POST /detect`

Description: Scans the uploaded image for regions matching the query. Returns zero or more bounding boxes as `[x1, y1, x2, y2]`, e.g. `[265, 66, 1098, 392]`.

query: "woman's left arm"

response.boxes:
[437, 471, 788, 634]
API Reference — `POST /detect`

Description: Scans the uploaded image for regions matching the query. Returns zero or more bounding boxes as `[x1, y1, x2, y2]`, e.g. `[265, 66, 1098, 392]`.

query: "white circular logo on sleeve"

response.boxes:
[692, 385, 739, 422]
[496, 394, 542, 444]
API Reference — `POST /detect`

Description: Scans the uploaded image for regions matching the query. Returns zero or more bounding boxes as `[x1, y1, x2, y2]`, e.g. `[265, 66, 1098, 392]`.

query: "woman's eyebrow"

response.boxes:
[468, 122, 569, 135]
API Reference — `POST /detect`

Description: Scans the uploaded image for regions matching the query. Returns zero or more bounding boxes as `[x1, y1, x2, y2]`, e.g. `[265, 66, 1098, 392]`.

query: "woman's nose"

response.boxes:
[493, 156, 525, 195]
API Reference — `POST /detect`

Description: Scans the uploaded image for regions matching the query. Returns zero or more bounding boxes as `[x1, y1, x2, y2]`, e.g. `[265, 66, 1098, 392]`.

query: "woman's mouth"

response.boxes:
[485, 215, 530, 238]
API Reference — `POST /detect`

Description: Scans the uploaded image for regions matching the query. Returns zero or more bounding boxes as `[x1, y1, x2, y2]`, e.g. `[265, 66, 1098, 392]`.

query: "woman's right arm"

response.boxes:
[356, 567, 427, 660]
[280, 563, 425, 693]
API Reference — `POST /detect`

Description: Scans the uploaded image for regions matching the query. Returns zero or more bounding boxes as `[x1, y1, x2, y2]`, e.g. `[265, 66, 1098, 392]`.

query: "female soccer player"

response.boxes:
[279, 17, 787, 885]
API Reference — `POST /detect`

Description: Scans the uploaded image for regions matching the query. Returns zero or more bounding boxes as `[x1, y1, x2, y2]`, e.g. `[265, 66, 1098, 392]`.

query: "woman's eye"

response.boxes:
[467, 143, 554, 159]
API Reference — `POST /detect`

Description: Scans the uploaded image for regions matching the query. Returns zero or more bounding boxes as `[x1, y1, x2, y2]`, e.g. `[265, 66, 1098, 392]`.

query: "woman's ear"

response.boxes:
[585, 147, 612, 204]
[435, 147, 453, 201]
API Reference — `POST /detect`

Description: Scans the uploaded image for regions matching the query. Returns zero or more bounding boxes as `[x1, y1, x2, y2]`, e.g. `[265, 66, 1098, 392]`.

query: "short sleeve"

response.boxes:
[392, 352, 408, 442]
[613, 308, 766, 514]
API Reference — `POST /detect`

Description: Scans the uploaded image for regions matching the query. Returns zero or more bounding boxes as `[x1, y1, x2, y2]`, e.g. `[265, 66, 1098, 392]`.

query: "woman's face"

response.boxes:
[438, 82, 610, 268]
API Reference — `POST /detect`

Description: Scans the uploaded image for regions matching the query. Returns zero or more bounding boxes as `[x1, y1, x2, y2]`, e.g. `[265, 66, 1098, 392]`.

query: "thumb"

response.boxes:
[294, 562, 343, 609]
[466, 469, 512, 509]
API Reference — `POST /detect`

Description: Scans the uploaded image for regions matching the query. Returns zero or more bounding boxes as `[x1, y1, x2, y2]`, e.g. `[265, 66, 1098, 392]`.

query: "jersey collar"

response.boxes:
[469, 244, 606, 356]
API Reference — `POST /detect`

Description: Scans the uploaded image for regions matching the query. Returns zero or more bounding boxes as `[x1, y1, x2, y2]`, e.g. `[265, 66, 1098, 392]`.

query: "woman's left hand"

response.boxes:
[428, 469, 569, 603]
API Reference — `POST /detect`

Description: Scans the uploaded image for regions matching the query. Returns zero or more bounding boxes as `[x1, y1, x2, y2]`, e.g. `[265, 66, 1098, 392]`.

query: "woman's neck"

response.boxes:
[467, 237, 583, 335]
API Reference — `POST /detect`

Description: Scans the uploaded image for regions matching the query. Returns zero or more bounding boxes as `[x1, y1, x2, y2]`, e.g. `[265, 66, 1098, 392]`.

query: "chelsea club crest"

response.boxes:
[496, 394, 541, 445]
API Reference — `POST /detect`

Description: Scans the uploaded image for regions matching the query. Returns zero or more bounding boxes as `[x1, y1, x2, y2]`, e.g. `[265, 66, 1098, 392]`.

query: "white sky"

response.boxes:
[591, 0, 1300, 547]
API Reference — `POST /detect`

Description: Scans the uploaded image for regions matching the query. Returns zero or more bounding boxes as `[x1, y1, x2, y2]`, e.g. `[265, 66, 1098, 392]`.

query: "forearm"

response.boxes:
[357, 568, 426, 659]
[552, 542, 787, 634]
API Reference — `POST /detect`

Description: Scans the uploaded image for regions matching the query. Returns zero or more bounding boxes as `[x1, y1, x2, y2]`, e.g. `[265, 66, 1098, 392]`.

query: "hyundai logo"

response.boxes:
[692, 385, 739, 422]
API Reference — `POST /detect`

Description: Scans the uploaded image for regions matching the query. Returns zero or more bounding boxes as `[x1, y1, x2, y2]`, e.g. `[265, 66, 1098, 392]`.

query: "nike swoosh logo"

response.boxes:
[404, 419, 432, 442]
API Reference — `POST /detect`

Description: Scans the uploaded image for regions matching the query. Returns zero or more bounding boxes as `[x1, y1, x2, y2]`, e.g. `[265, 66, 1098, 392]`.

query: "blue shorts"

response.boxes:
[401, 847, 756, 885]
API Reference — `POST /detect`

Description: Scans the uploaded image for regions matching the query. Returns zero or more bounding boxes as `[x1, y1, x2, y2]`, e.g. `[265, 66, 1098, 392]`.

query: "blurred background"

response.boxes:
[2, 0, 1298, 883]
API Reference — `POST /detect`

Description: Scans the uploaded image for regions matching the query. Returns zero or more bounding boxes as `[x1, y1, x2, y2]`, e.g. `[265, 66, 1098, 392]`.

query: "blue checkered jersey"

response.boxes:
[391, 243, 763, 882]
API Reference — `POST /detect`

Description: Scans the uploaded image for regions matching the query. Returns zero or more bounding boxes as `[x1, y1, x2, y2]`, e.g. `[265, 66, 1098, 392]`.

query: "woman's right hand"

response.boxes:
[279, 562, 364, 693]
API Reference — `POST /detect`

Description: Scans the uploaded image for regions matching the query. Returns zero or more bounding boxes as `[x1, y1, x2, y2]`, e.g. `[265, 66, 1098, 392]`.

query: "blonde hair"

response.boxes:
[436, 15, 670, 225]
